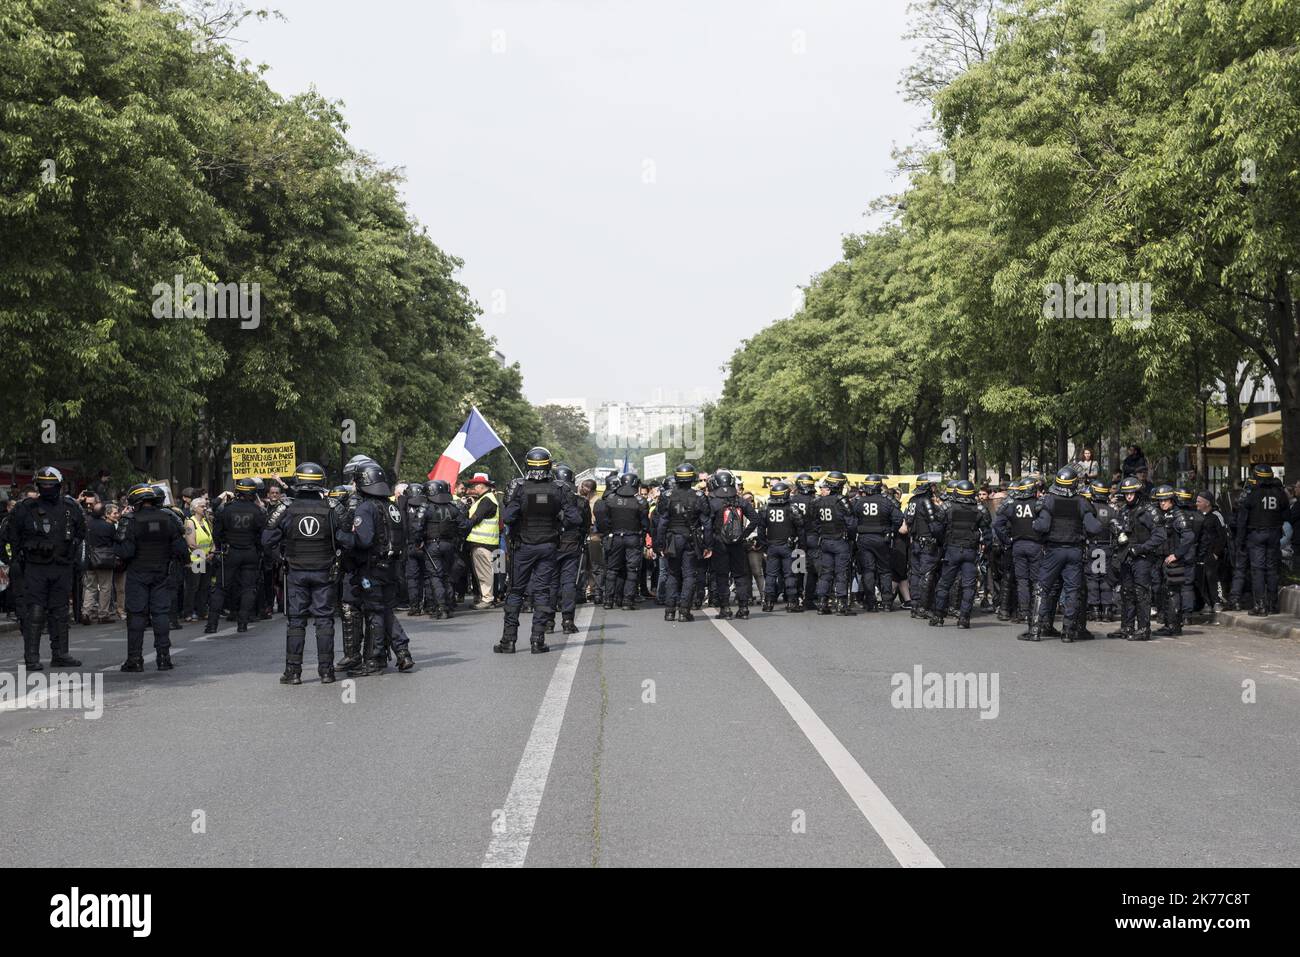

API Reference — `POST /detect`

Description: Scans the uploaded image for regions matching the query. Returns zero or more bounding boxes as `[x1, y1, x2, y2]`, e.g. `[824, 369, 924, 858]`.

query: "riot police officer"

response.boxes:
[420, 479, 469, 620]
[757, 481, 805, 613]
[706, 469, 759, 619]
[789, 473, 818, 608]
[1109, 475, 1167, 641]
[402, 480, 430, 616]
[205, 477, 263, 634]
[1152, 485, 1196, 637]
[336, 464, 415, 675]
[551, 464, 589, 633]
[114, 483, 188, 672]
[806, 471, 857, 616]
[930, 480, 990, 629]
[901, 476, 946, 620]
[496, 447, 581, 654]
[994, 477, 1042, 635]
[1085, 479, 1120, 622]
[595, 472, 650, 610]
[1236, 464, 1290, 616]
[335, 454, 378, 671]
[851, 474, 903, 612]
[654, 462, 712, 622]
[1029, 467, 1102, 642]
[263, 462, 338, 684]
[3, 467, 86, 670]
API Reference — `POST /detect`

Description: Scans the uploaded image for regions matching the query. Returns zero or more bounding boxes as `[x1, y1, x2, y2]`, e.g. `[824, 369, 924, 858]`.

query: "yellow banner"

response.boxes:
[729, 471, 927, 493]
[231, 442, 297, 479]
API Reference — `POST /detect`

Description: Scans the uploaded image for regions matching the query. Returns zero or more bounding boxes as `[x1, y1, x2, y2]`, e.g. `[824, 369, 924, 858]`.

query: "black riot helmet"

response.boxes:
[293, 461, 327, 492]
[34, 466, 63, 494]
[862, 474, 884, 496]
[1251, 464, 1274, 481]
[1090, 479, 1112, 499]
[912, 475, 932, 498]
[1152, 484, 1176, 506]
[674, 462, 697, 486]
[1053, 466, 1080, 494]
[767, 481, 791, 503]
[127, 482, 161, 506]
[234, 476, 259, 498]
[554, 463, 575, 486]
[1119, 475, 1144, 501]
[525, 447, 553, 480]
[617, 472, 640, 496]
[343, 454, 376, 482]
[1175, 486, 1195, 508]
[604, 473, 620, 494]
[793, 473, 815, 495]
[953, 479, 977, 498]
[358, 464, 391, 497]
[825, 470, 848, 493]
[328, 485, 350, 500]
[424, 479, 453, 504]
[709, 469, 737, 497]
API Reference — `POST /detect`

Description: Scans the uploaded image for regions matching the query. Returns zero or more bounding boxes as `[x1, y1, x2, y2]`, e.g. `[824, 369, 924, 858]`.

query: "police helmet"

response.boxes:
[674, 462, 698, 485]
[913, 475, 932, 497]
[862, 474, 884, 495]
[1251, 464, 1274, 481]
[604, 473, 620, 493]
[234, 476, 259, 497]
[525, 447, 553, 479]
[127, 482, 162, 506]
[1151, 484, 1176, 503]
[1175, 486, 1195, 507]
[1119, 475, 1144, 499]
[953, 479, 977, 498]
[293, 462, 327, 491]
[1090, 479, 1111, 498]
[358, 464, 392, 497]
[424, 479, 453, 504]
[825, 470, 848, 492]
[328, 485, 350, 499]
[34, 466, 63, 490]
[710, 469, 737, 497]
[794, 473, 816, 495]
[343, 454, 376, 480]
[554, 463, 575, 486]
[767, 481, 791, 503]
[1054, 466, 1080, 491]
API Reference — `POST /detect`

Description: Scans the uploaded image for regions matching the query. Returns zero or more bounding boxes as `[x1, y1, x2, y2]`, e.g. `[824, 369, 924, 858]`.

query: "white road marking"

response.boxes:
[483, 605, 595, 868]
[707, 612, 944, 868]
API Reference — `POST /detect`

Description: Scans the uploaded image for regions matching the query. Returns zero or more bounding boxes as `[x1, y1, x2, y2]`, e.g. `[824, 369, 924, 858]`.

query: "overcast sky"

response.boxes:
[238, 0, 927, 406]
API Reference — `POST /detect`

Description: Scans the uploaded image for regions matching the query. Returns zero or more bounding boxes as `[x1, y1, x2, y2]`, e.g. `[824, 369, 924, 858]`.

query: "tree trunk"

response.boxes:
[1012, 436, 1022, 477]
[1055, 421, 1069, 469]
[1274, 271, 1300, 479]
[392, 437, 405, 476]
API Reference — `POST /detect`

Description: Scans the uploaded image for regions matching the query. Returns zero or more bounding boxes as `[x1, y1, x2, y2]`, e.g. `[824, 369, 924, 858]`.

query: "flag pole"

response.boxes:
[504, 446, 526, 478]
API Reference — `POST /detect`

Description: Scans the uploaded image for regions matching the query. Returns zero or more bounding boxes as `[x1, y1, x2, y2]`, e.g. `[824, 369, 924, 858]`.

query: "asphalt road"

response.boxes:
[2, 599, 1298, 868]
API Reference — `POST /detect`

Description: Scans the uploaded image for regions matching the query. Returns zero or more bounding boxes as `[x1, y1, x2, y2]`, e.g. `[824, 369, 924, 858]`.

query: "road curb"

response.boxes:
[1214, 609, 1300, 641]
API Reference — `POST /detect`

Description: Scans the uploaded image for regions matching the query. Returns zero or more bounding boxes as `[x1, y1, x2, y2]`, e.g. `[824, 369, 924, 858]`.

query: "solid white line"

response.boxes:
[482, 604, 595, 868]
[707, 612, 943, 868]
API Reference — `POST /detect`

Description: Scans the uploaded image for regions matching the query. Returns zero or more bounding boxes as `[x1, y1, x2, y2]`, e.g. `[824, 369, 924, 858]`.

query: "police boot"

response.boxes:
[1104, 604, 1116, 622]
[1019, 592, 1044, 641]
[154, 650, 173, 670]
[545, 618, 555, 633]
[786, 599, 800, 613]
[761, 599, 774, 613]
[929, 609, 943, 627]
[1222, 596, 1238, 611]
[692, 596, 703, 610]
[957, 613, 971, 630]
[816, 598, 831, 616]
[319, 665, 336, 684]
[717, 604, 733, 620]
[664, 606, 676, 622]
[336, 618, 362, 671]
[494, 630, 518, 654]
[603, 598, 615, 610]
[22, 624, 43, 671]
[50, 653, 82, 668]
[406, 604, 422, 617]
[562, 614, 578, 633]
[1249, 599, 1267, 617]
[236, 622, 248, 633]
[432, 606, 446, 620]
[679, 606, 695, 622]
[443, 604, 455, 619]
[1087, 604, 1098, 621]
[736, 603, 750, 620]
[280, 663, 302, 684]
[120, 657, 144, 673]
[396, 648, 415, 672]
[531, 635, 550, 654]
[838, 599, 856, 617]
[1127, 622, 1151, 641]
[1061, 618, 1075, 643]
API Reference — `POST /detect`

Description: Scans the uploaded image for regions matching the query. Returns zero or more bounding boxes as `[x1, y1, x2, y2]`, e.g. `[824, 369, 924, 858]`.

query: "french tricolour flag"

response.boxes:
[428, 407, 505, 483]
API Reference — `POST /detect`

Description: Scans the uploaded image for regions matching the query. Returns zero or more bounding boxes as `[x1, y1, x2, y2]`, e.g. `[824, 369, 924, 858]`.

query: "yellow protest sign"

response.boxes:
[230, 442, 297, 479]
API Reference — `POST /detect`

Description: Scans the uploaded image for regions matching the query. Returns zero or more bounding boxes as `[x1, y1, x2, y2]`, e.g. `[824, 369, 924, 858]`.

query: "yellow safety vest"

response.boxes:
[191, 515, 213, 555]
[466, 492, 501, 546]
